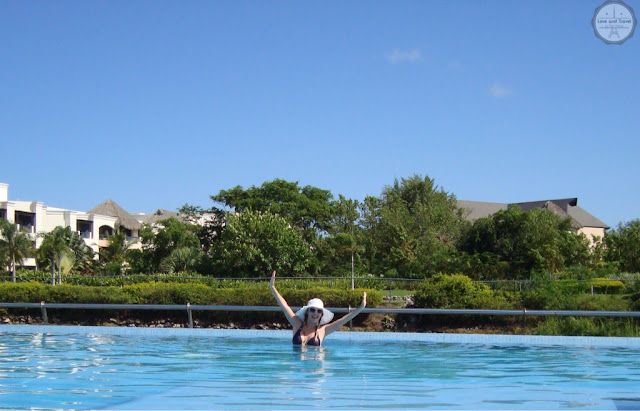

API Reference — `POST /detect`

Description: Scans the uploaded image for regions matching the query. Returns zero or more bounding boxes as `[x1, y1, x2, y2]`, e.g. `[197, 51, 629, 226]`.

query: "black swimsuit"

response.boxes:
[292, 326, 321, 346]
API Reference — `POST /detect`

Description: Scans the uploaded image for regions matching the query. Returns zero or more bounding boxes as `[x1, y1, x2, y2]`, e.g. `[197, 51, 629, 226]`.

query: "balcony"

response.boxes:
[76, 220, 93, 240]
[78, 230, 93, 239]
[16, 224, 35, 234]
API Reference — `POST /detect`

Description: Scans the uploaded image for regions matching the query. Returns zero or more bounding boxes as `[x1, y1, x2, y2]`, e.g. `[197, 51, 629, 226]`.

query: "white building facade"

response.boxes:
[1, 183, 137, 269]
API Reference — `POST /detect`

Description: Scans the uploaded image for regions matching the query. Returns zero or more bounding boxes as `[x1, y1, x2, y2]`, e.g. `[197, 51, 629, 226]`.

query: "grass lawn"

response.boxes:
[385, 289, 414, 297]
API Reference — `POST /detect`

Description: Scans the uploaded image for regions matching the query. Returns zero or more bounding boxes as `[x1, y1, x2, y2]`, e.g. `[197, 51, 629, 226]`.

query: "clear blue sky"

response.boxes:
[2, 1, 638, 228]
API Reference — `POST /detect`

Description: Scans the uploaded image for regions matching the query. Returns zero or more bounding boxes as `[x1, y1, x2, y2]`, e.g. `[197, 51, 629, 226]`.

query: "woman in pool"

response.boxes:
[269, 270, 367, 346]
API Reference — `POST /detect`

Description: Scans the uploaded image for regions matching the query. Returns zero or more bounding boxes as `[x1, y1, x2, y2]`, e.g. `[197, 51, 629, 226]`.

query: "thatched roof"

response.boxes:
[89, 199, 141, 231]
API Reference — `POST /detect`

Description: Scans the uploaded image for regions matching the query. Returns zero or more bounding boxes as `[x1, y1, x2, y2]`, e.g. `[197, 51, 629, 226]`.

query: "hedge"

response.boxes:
[413, 273, 513, 309]
[0, 281, 382, 307]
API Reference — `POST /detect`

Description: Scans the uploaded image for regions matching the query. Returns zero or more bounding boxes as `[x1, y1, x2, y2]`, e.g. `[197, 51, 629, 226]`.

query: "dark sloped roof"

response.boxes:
[567, 205, 609, 229]
[514, 198, 578, 213]
[89, 200, 141, 231]
[458, 198, 609, 229]
[541, 201, 582, 229]
[457, 200, 508, 220]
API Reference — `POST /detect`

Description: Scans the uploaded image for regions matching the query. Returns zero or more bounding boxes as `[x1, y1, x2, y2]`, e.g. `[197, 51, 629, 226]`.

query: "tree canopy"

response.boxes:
[212, 179, 335, 236]
[11, 174, 636, 282]
[605, 219, 640, 273]
[212, 210, 312, 276]
[0, 219, 34, 282]
[360, 175, 467, 278]
[457, 206, 591, 278]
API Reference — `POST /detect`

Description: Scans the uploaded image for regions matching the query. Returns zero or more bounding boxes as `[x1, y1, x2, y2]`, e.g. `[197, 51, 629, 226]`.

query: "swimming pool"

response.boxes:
[1, 325, 640, 410]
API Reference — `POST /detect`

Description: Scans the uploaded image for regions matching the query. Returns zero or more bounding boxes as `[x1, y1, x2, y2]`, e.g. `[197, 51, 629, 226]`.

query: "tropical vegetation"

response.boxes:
[1, 174, 639, 284]
[2, 174, 640, 335]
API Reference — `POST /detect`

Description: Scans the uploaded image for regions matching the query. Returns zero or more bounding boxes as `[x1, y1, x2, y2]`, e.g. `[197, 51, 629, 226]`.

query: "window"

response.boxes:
[14, 211, 35, 233]
[77, 220, 93, 239]
[0, 209, 6, 220]
[99, 225, 114, 240]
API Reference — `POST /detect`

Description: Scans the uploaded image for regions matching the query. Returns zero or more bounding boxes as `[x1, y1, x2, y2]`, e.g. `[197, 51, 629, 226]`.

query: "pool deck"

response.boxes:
[2, 324, 640, 347]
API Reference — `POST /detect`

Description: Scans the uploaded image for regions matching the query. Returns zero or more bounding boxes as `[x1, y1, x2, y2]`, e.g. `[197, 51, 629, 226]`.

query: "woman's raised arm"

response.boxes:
[269, 270, 301, 328]
[323, 292, 367, 336]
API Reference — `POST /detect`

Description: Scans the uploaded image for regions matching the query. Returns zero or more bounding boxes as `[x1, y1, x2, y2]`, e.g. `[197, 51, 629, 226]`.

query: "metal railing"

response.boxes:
[1, 302, 639, 329]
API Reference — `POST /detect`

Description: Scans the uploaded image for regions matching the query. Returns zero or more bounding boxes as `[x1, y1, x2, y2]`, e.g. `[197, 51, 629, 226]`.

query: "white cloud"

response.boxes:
[385, 49, 422, 64]
[489, 83, 513, 98]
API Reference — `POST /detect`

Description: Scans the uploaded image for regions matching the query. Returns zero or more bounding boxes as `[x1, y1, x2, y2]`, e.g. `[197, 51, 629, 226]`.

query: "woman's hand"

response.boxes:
[269, 270, 276, 289]
[359, 292, 367, 310]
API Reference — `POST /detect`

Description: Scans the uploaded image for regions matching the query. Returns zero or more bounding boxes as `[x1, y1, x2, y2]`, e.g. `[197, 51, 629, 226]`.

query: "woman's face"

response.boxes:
[307, 307, 323, 324]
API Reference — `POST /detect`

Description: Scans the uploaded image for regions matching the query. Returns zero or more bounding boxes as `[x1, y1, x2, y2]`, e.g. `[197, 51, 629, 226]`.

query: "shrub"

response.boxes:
[413, 273, 512, 309]
[0, 282, 48, 302]
[520, 279, 588, 310]
[571, 294, 630, 311]
[535, 317, 640, 337]
[588, 278, 626, 294]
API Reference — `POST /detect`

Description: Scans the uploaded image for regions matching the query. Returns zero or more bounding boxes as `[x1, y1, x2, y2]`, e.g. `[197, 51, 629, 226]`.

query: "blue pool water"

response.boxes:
[1, 325, 640, 410]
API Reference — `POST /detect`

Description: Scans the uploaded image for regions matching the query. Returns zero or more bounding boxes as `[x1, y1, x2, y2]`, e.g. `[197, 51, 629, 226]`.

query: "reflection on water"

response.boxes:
[294, 344, 327, 379]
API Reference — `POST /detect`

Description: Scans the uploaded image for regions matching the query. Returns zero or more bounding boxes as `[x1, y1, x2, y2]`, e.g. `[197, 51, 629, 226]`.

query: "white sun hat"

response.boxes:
[295, 298, 334, 325]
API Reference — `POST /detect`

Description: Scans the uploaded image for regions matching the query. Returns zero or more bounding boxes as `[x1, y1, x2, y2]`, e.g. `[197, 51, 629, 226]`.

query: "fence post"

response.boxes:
[40, 301, 48, 325]
[348, 305, 353, 331]
[186, 303, 193, 328]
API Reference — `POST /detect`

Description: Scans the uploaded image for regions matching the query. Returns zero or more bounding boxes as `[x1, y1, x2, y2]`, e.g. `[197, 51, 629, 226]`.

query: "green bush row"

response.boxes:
[0, 281, 382, 308]
[3, 270, 402, 290]
[413, 273, 634, 312]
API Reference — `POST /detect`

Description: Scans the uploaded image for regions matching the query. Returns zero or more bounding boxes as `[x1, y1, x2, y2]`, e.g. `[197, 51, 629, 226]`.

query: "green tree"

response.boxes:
[0, 244, 8, 274]
[212, 179, 335, 241]
[159, 246, 204, 273]
[212, 210, 312, 276]
[38, 227, 93, 276]
[63, 228, 93, 272]
[99, 232, 136, 275]
[0, 219, 35, 282]
[605, 219, 640, 273]
[457, 206, 591, 279]
[38, 226, 71, 285]
[317, 195, 365, 282]
[361, 175, 467, 278]
[178, 204, 226, 252]
[135, 218, 201, 273]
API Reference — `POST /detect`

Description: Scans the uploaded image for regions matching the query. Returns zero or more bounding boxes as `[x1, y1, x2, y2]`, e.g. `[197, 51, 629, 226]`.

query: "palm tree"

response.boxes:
[100, 232, 134, 275]
[0, 219, 35, 282]
[159, 246, 203, 273]
[38, 226, 71, 285]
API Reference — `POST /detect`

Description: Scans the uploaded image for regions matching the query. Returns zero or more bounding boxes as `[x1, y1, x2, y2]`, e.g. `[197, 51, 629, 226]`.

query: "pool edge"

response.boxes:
[2, 324, 640, 347]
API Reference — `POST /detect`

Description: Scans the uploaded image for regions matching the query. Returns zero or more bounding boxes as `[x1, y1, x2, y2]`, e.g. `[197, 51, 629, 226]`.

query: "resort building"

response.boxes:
[0, 183, 141, 269]
[1, 182, 610, 270]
